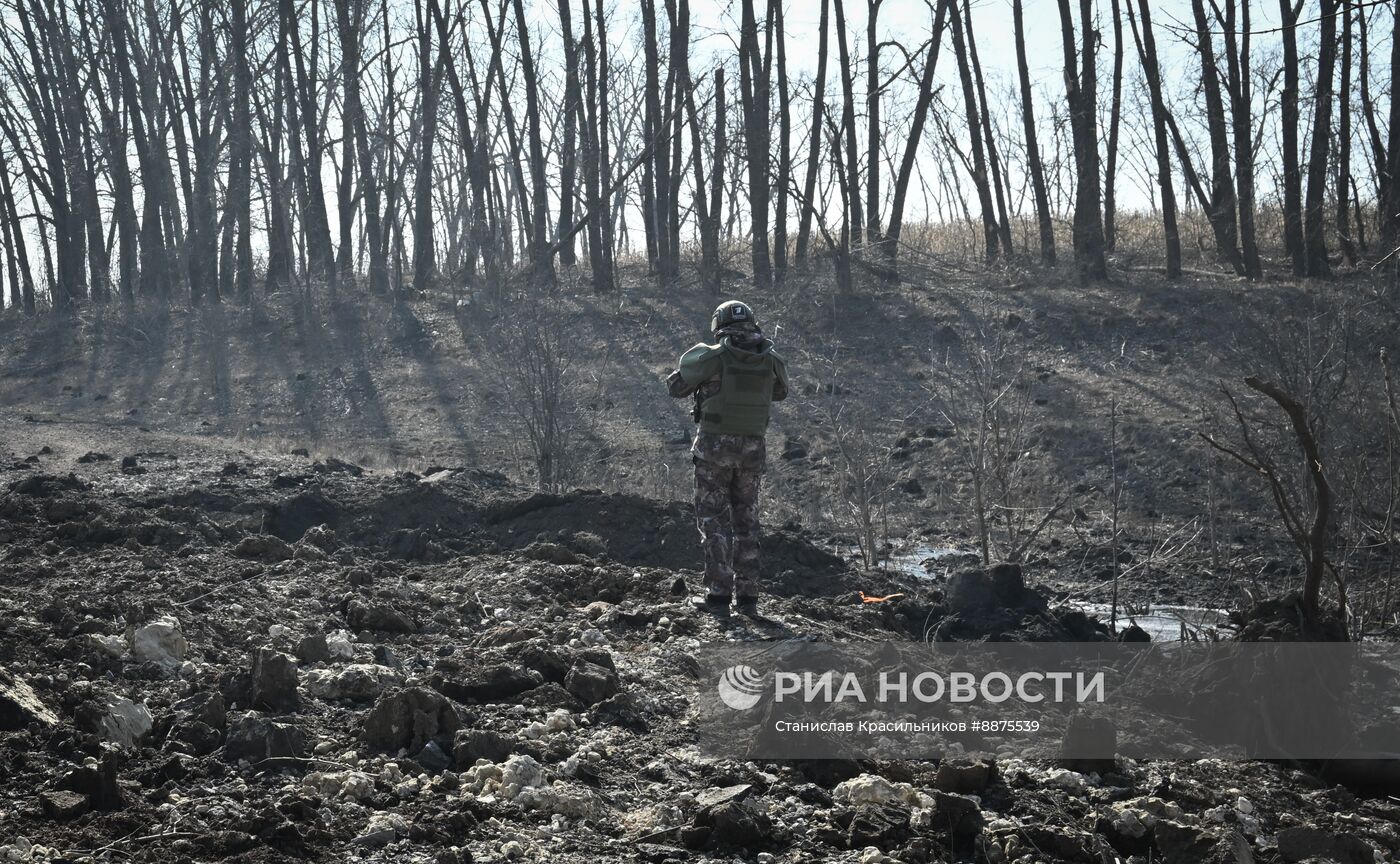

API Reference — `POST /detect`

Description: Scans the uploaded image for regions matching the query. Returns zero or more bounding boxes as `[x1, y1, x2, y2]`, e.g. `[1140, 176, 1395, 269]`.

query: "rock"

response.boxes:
[249, 648, 300, 712]
[354, 812, 409, 848]
[305, 664, 401, 702]
[836, 803, 909, 849]
[346, 599, 417, 633]
[326, 630, 356, 659]
[415, 740, 453, 773]
[834, 774, 925, 808]
[0, 668, 59, 730]
[295, 634, 331, 664]
[301, 524, 338, 551]
[946, 570, 997, 614]
[77, 452, 111, 463]
[168, 691, 227, 756]
[224, 714, 306, 764]
[522, 542, 578, 565]
[234, 534, 294, 562]
[931, 791, 983, 837]
[100, 697, 153, 747]
[39, 790, 89, 821]
[362, 686, 460, 753]
[564, 662, 620, 706]
[172, 690, 227, 729]
[1060, 712, 1117, 774]
[1276, 826, 1374, 864]
[454, 729, 514, 765]
[1154, 820, 1221, 864]
[436, 664, 542, 703]
[132, 616, 187, 667]
[1119, 623, 1151, 642]
[120, 455, 142, 473]
[696, 784, 752, 810]
[59, 751, 124, 810]
[933, 759, 994, 794]
[707, 799, 772, 850]
[85, 634, 127, 658]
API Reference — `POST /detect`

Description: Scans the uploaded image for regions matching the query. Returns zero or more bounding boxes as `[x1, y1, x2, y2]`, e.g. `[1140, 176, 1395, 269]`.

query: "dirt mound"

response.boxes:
[251, 468, 846, 584]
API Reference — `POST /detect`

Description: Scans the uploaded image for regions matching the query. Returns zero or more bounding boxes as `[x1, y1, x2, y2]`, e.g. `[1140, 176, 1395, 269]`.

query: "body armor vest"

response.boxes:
[679, 341, 779, 437]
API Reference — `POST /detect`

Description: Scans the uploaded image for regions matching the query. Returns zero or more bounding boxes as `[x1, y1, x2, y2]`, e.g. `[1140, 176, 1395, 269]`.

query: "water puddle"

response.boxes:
[884, 544, 1228, 642]
[1072, 603, 1229, 641]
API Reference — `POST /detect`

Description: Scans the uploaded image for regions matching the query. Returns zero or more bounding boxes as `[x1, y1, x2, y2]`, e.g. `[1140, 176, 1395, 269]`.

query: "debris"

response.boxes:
[131, 616, 187, 667]
[223, 714, 306, 764]
[305, 664, 401, 701]
[0, 668, 58, 730]
[325, 630, 356, 659]
[859, 592, 905, 603]
[99, 697, 153, 747]
[295, 633, 331, 664]
[563, 661, 619, 706]
[346, 599, 417, 633]
[233, 534, 295, 562]
[361, 686, 460, 753]
[39, 790, 89, 821]
[249, 648, 300, 711]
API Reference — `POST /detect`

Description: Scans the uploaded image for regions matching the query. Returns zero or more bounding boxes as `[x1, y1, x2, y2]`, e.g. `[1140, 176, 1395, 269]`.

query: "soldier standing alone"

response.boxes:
[667, 301, 789, 616]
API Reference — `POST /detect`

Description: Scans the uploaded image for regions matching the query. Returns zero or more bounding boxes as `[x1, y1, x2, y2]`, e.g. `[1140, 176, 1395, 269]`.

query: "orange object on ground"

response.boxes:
[859, 591, 905, 604]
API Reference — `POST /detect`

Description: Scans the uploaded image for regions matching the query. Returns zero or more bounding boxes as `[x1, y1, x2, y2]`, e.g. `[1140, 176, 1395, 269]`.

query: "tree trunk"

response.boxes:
[1104, 0, 1124, 251]
[1302, 0, 1336, 278]
[513, 0, 555, 285]
[865, 0, 883, 243]
[1057, 0, 1108, 281]
[833, 0, 862, 250]
[738, 0, 772, 288]
[949, 0, 998, 261]
[1278, 0, 1305, 274]
[1336, 0, 1355, 265]
[962, 1, 1013, 256]
[1220, 0, 1262, 278]
[1126, 0, 1180, 278]
[557, 0, 581, 268]
[772, 0, 790, 285]
[795, 0, 829, 266]
[1013, 0, 1055, 265]
[887, 0, 950, 269]
[1190, 0, 1244, 274]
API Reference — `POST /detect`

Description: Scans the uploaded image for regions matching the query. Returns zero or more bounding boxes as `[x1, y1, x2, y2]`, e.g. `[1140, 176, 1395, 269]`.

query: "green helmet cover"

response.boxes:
[710, 300, 757, 333]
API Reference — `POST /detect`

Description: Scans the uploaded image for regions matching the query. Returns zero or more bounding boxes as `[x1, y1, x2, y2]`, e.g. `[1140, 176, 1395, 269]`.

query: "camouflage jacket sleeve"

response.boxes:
[677, 343, 723, 387]
[666, 369, 694, 398]
[771, 352, 790, 402]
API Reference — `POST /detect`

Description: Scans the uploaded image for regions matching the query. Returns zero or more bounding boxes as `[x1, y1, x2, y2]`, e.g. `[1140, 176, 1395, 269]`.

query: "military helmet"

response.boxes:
[711, 300, 757, 333]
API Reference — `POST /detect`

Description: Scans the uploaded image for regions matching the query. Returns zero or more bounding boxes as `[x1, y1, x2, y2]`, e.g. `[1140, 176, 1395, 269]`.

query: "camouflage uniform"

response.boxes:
[668, 350, 787, 602]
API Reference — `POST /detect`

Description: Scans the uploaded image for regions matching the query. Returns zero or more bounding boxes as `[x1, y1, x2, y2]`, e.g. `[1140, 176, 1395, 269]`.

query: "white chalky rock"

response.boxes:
[268, 625, 291, 639]
[833, 774, 927, 807]
[579, 628, 608, 647]
[1235, 796, 1254, 815]
[303, 770, 375, 801]
[99, 696, 153, 747]
[861, 847, 888, 864]
[1108, 797, 1183, 839]
[86, 634, 126, 658]
[515, 782, 602, 818]
[305, 664, 401, 701]
[132, 616, 186, 667]
[325, 630, 355, 660]
[1041, 768, 1088, 792]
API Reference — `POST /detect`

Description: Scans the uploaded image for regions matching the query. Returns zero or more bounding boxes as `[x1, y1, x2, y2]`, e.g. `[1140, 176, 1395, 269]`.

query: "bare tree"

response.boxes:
[1056, 0, 1108, 281]
[1013, 0, 1054, 265]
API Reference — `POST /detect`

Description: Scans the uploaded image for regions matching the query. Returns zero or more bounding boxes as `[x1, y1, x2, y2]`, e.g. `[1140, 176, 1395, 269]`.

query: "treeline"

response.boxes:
[0, 0, 1396, 314]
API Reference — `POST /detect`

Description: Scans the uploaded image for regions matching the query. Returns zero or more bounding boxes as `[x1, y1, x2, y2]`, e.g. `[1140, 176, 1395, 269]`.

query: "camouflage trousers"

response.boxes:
[694, 458, 764, 600]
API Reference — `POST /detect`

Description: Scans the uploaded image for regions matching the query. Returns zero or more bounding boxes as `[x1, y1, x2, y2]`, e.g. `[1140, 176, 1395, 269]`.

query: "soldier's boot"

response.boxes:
[692, 593, 732, 615]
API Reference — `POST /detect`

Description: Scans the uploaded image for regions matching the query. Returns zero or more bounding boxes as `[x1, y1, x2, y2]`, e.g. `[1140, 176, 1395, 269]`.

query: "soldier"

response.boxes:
[667, 301, 789, 616]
